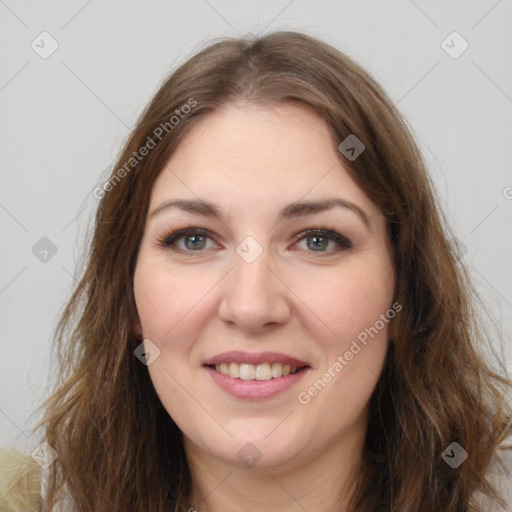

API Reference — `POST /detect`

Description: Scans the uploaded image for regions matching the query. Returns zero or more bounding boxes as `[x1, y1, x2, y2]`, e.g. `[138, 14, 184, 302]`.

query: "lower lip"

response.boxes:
[204, 366, 309, 400]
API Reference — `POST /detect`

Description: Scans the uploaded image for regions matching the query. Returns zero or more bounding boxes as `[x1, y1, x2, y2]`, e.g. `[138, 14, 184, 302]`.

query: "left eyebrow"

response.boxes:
[279, 198, 372, 231]
[148, 197, 373, 232]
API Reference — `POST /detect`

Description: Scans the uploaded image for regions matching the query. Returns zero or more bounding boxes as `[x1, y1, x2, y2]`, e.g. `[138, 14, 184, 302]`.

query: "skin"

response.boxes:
[133, 102, 395, 512]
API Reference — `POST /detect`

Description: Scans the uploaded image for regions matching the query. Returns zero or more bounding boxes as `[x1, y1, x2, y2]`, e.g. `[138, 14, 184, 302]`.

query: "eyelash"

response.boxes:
[157, 226, 352, 256]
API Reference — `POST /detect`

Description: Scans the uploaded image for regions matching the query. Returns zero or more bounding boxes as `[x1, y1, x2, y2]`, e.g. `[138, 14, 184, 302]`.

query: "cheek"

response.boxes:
[133, 256, 213, 340]
[294, 254, 394, 420]
[292, 255, 395, 346]
[133, 259, 209, 429]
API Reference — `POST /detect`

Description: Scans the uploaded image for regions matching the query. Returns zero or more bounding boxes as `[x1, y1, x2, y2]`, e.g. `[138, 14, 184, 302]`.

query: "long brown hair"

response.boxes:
[39, 31, 511, 511]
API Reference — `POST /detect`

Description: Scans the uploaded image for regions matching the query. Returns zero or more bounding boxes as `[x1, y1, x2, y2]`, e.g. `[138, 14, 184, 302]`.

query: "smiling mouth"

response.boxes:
[208, 362, 308, 381]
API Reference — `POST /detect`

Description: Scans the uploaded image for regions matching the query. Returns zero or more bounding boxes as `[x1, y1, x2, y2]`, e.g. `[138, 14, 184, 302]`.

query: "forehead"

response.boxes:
[162, 102, 334, 179]
[149, 102, 380, 222]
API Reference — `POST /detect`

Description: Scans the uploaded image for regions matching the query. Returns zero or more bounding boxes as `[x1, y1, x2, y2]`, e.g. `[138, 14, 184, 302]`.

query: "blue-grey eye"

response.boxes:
[294, 229, 352, 253]
[306, 235, 330, 251]
[159, 228, 217, 252]
[184, 234, 207, 250]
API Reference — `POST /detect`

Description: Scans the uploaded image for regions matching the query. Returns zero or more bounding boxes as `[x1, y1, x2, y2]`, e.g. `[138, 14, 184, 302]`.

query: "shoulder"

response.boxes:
[1, 441, 511, 512]
[471, 422, 512, 511]
[492, 433, 512, 509]
[0, 448, 41, 512]
[493, 417, 512, 507]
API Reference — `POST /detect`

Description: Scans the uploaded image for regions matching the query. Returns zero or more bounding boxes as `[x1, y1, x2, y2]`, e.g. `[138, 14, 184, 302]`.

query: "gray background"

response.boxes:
[1, 0, 511, 451]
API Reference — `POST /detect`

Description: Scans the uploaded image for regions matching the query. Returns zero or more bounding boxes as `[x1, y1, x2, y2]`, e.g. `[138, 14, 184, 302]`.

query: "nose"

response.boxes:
[217, 249, 291, 333]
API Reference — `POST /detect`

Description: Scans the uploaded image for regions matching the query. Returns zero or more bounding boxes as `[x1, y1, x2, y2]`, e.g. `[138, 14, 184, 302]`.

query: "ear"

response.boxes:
[133, 318, 143, 339]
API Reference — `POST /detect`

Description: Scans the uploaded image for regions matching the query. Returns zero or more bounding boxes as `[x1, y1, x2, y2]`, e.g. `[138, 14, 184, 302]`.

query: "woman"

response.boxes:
[2, 31, 510, 511]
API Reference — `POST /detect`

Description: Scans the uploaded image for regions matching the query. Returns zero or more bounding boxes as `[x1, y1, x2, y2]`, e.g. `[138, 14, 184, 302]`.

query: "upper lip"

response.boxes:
[203, 351, 309, 367]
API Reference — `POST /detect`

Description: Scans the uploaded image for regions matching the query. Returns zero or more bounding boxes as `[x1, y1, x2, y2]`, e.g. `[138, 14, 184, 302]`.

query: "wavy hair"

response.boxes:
[39, 31, 511, 511]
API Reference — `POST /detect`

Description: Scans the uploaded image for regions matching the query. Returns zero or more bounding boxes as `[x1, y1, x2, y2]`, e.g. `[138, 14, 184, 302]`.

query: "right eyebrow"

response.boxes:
[149, 199, 220, 219]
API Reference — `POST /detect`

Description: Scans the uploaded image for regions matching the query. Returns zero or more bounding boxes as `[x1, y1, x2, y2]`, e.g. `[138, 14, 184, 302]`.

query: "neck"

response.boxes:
[184, 425, 366, 512]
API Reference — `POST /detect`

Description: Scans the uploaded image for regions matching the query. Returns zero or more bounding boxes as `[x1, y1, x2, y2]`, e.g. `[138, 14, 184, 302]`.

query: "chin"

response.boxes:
[186, 426, 306, 471]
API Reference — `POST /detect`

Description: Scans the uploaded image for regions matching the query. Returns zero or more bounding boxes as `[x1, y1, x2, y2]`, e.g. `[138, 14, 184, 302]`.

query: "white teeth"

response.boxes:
[213, 362, 302, 380]
[271, 363, 283, 378]
[239, 363, 256, 380]
[228, 362, 240, 378]
[255, 363, 271, 381]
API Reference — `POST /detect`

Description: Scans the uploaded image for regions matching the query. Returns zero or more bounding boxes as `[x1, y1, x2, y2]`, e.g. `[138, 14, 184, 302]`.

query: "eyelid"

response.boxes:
[157, 226, 352, 254]
[291, 228, 352, 253]
[157, 227, 221, 252]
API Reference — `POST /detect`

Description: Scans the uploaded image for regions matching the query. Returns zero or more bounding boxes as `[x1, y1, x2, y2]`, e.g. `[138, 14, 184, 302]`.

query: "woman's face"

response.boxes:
[133, 102, 395, 471]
